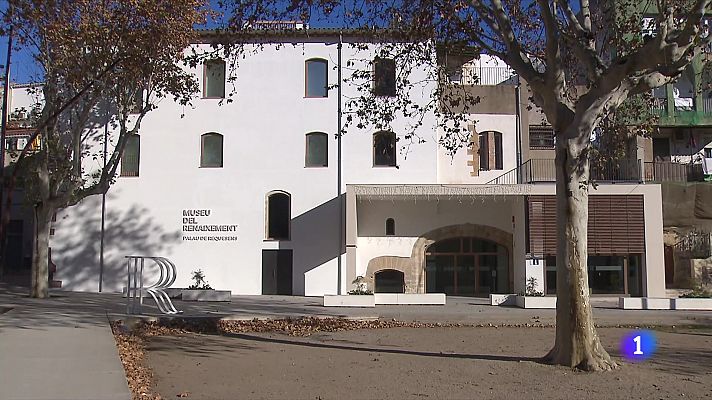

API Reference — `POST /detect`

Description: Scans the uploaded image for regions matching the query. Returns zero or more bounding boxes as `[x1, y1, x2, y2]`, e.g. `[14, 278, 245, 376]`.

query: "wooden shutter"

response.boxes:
[528, 195, 645, 255]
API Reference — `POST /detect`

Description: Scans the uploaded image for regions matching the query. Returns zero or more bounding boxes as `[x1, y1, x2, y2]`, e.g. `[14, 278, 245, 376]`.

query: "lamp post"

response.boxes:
[0, 26, 13, 275]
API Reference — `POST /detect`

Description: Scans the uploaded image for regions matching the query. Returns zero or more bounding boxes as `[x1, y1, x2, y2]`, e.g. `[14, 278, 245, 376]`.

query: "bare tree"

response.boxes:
[2, 0, 206, 298]
[217, 0, 712, 370]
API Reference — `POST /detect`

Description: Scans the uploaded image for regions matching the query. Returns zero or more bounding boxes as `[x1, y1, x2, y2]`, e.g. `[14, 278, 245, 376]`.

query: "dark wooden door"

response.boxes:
[262, 250, 293, 295]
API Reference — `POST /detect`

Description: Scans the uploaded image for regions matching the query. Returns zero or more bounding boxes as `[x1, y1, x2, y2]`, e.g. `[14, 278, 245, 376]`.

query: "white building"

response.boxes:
[40, 30, 667, 298]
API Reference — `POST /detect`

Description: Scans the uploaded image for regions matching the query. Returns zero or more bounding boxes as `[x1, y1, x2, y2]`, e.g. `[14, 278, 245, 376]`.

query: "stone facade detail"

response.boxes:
[363, 223, 513, 293]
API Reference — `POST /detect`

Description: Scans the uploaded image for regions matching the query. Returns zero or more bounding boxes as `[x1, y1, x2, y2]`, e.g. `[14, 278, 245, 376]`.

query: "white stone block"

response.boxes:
[515, 296, 556, 309]
[490, 294, 517, 306]
[181, 290, 232, 302]
[396, 293, 446, 305]
[618, 297, 644, 309]
[672, 298, 712, 310]
[323, 295, 375, 307]
[374, 293, 399, 305]
[643, 298, 672, 310]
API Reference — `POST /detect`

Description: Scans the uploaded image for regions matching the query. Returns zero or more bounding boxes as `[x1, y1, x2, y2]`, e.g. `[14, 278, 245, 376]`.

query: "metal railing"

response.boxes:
[487, 159, 643, 184]
[458, 65, 517, 85]
[643, 161, 705, 182]
[650, 97, 666, 113]
[703, 97, 712, 114]
[674, 230, 712, 259]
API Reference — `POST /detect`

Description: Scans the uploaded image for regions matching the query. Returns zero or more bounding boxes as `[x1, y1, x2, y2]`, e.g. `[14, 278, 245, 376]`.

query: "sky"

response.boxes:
[0, 0, 348, 84]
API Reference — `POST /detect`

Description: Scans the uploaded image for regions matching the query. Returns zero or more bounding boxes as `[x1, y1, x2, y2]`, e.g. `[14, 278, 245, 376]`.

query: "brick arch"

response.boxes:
[363, 223, 513, 294]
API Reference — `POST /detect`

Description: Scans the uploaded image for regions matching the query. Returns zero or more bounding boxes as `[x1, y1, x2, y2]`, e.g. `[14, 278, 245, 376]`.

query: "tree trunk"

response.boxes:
[544, 132, 618, 371]
[30, 202, 53, 298]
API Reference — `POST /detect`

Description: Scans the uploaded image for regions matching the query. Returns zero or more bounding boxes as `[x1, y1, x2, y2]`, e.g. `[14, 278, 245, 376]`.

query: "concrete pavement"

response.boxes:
[0, 284, 130, 400]
[3, 282, 712, 400]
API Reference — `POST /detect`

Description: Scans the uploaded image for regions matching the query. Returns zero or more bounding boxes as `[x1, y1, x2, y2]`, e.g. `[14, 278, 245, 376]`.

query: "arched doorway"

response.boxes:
[374, 269, 405, 293]
[425, 237, 509, 296]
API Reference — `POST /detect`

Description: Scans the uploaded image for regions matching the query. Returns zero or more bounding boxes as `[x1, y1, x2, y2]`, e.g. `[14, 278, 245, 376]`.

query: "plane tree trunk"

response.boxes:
[544, 124, 618, 371]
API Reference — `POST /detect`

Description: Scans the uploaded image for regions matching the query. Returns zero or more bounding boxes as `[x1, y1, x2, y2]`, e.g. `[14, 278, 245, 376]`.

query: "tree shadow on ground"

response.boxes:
[223, 332, 542, 364]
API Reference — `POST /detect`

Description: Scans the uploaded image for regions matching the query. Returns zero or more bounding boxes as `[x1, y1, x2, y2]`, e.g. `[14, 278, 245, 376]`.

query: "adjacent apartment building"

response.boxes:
[4, 28, 670, 297]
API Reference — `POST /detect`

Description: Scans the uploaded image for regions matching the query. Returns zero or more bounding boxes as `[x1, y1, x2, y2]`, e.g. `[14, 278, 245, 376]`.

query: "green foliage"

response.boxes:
[681, 286, 712, 298]
[187, 269, 213, 290]
[348, 275, 373, 295]
[524, 277, 544, 297]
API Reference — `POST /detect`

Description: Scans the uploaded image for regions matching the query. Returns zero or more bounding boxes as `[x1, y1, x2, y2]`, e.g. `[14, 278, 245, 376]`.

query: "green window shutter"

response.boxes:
[201, 133, 223, 167]
[120, 134, 140, 177]
[306, 132, 328, 167]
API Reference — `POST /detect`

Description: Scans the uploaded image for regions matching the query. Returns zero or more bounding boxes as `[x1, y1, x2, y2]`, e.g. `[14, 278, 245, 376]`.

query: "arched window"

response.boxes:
[373, 130, 396, 167]
[200, 133, 223, 168]
[120, 134, 140, 177]
[266, 191, 291, 240]
[385, 218, 395, 236]
[204, 59, 226, 98]
[305, 132, 328, 167]
[305, 59, 328, 98]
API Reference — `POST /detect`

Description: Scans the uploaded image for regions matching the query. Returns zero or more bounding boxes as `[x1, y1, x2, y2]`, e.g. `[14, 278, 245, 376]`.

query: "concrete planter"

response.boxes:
[374, 293, 446, 305]
[181, 289, 232, 302]
[672, 298, 712, 310]
[618, 297, 673, 310]
[323, 295, 375, 307]
[490, 294, 517, 306]
[618, 297, 644, 310]
[643, 298, 672, 310]
[516, 295, 556, 309]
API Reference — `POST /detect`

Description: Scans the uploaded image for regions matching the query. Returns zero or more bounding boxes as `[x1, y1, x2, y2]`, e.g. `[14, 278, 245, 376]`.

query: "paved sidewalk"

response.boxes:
[0, 285, 130, 400]
[3, 283, 712, 400]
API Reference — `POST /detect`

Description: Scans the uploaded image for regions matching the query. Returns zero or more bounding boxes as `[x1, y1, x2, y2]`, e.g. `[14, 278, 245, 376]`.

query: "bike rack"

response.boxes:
[126, 255, 182, 315]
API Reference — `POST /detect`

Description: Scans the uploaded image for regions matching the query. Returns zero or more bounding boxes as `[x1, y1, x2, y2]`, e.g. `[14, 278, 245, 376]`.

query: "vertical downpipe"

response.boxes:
[515, 76, 523, 182]
[337, 32, 343, 295]
[99, 103, 108, 292]
[0, 25, 13, 274]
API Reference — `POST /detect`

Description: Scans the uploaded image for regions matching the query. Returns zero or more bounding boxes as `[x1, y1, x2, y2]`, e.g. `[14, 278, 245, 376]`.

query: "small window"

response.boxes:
[267, 191, 291, 240]
[305, 132, 328, 167]
[705, 148, 712, 158]
[385, 218, 395, 236]
[373, 57, 396, 97]
[305, 59, 328, 98]
[494, 132, 503, 170]
[529, 126, 555, 149]
[479, 132, 489, 171]
[120, 134, 140, 177]
[373, 130, 396, 167]
[204, 59, 226, 98]
[201, 133, 223, 168]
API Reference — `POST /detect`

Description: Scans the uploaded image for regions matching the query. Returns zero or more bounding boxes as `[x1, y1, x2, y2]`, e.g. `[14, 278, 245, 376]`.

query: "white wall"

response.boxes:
[437, 114, 517, 184]
[52, 40, 437, 296]
[354, 197, 521, 278]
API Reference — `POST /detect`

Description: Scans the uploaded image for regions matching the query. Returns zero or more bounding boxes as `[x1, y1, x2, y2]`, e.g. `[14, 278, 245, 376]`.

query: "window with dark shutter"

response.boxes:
[373, 58, 396, 97]
[120, 134, 140, 177]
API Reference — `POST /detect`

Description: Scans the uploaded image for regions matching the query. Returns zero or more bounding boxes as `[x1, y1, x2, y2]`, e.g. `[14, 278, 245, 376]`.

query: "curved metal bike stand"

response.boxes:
[126, 255, 182, 315]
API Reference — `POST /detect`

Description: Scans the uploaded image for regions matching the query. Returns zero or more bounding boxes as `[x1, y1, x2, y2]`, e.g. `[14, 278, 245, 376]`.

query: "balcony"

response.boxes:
[449, 65, 518, 86]
[487, 159, 643, 185]
[643, 161, 705, 183]
[650, 97, 712, 126]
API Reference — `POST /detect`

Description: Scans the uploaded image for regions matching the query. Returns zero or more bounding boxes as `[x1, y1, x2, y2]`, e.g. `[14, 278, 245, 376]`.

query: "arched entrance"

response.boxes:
[425, 237, 509, 296]
[374, 269, 405, 293]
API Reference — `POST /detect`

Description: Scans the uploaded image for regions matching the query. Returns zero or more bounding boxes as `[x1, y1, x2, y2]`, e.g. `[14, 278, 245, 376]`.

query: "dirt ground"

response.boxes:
[147, 327, 712, 400]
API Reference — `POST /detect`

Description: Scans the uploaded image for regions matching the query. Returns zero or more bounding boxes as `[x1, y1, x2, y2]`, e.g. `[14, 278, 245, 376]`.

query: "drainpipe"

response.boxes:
[0, 25, 13, 276]
[99, 102, 107, 292]
[515, 76, 523, 182]
[337, 31, 343, 295]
